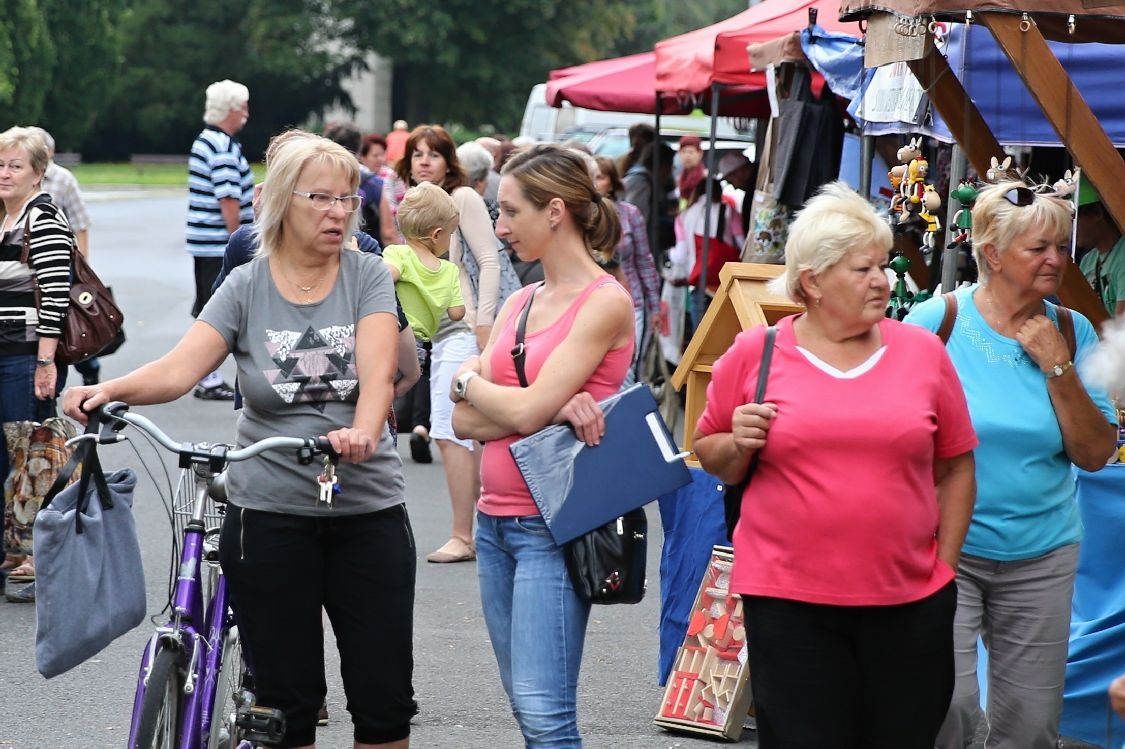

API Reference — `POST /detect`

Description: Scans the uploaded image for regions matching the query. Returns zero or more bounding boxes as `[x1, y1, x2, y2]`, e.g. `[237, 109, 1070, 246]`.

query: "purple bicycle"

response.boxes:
[88, 402, 336, 749]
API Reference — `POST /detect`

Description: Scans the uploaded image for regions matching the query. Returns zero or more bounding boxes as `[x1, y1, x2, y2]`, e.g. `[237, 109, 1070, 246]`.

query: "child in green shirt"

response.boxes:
[382, 181, 466, 341]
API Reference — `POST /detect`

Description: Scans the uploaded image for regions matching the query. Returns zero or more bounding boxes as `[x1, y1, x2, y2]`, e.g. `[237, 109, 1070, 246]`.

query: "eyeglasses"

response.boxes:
[1002, 187, 1036, 207]
[292, 191, 362, 213]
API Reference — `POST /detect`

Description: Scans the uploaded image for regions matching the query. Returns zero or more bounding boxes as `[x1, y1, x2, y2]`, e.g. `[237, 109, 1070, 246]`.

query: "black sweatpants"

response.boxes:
[220, 503, 418, 747]
[742, 581, 956, 749]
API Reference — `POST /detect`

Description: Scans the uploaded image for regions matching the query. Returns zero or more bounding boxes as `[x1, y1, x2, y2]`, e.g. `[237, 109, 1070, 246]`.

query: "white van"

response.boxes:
[518, 83, 749, 144]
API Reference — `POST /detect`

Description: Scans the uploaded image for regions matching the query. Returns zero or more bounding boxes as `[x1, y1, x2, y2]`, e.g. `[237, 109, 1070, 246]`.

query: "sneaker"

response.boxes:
[317, 700, 329, 726]
[5, 580, 34, 603]
[194, 382, 236, 401]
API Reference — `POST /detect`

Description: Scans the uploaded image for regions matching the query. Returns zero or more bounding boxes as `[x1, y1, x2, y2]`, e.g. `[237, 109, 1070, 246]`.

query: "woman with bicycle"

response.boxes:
[64, 133, 416, 749]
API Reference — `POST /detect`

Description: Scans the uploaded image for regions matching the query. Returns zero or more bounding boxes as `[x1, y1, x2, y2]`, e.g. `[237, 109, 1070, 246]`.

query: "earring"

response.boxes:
[814, 295, 822, 307]
[549, 222, 558, 232]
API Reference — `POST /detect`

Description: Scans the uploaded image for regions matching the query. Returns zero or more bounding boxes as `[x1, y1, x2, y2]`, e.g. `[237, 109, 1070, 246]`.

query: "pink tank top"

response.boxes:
[478, 276, 634, 517]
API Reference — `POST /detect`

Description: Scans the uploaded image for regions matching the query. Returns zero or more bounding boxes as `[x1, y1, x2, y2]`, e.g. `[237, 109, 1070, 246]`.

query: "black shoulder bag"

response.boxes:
[722, 326, 777, 540]
[511, 286, 647, 605]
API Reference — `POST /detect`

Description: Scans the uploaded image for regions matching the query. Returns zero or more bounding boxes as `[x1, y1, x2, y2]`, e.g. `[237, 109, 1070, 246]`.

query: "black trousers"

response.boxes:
[742, 581, 956, 749]
[220, 503, 418, 747]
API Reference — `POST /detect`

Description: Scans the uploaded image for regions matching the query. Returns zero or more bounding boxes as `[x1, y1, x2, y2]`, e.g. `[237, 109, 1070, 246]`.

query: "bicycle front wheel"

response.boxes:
[134, 647, 183, 749]
[208, 625, 247, 749]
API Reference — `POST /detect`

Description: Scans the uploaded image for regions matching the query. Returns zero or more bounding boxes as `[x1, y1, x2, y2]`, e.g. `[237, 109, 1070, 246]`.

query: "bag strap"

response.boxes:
[19, 195, 72, 311]
[937, 293, 957, 343]
[1056, 304, 1077, 359]
[938, 291, 1076, 358]
[511, 284, 540, 388]
[740, 326, 778, 483]
[42, 420, 114, 535]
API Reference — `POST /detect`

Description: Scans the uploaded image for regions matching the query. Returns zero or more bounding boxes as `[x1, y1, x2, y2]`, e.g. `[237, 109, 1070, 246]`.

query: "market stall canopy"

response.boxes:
[548, 52, 771, 117]
[838, 0, 1125, 43]
[545, 53, 689, 114]
[655, 0, 862, 99]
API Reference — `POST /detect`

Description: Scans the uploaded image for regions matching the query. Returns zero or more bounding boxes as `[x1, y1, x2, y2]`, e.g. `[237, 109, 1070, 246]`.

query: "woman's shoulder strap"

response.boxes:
[936, 292, 958, 344]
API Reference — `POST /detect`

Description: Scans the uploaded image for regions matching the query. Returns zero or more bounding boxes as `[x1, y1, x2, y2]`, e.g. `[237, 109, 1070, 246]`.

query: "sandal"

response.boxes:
[426, 537, 476, 564]
[7, 559, 34, 583]
[0, 553, 25, 572]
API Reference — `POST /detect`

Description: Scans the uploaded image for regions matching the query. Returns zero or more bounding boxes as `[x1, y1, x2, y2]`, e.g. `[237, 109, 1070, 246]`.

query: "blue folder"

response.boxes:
[509, 383, 692, 545]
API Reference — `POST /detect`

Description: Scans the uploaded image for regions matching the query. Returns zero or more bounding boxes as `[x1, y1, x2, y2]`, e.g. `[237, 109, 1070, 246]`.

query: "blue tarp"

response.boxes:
[657, 467, 728, 685]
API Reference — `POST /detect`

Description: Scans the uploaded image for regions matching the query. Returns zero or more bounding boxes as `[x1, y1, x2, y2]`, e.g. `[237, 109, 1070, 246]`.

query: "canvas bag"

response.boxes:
[3, 417, 78, 555]
[33, 425, 144, 678]
[460, 231, 524, 312]
[742, 118, 790, 265]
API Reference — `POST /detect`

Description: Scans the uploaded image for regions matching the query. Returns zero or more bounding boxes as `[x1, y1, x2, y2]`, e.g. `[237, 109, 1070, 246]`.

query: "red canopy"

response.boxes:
[545, 53, 688, 114]
[547, 52, 771, 117]
[655, 0, 861, 97]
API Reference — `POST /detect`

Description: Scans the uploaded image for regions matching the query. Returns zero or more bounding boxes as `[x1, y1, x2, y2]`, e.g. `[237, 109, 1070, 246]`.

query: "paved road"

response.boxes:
[0, 193, 739, 748]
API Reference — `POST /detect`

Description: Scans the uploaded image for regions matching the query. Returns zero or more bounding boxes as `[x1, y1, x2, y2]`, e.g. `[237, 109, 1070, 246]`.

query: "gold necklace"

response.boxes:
[279, 262, 328, 298]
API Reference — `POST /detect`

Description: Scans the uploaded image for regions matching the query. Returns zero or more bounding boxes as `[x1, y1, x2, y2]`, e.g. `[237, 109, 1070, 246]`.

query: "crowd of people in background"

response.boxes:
[6, 72, 1125, 749]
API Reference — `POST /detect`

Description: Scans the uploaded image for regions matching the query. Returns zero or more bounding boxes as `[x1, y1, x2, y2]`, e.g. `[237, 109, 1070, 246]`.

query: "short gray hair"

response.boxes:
[25, 126, 54, 153]
[456, 141, 494, 185]
[768, 181, 893, 304]
[203, 79, 249, 125]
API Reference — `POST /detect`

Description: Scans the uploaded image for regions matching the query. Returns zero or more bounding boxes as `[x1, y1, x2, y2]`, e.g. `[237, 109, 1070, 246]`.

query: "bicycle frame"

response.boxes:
[126, 459, 236, 749]
[91, 403, 326, 749]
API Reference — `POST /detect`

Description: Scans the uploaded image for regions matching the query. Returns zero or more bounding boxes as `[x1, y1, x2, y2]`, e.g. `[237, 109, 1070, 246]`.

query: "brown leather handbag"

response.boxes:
[21, 196, 124, 365]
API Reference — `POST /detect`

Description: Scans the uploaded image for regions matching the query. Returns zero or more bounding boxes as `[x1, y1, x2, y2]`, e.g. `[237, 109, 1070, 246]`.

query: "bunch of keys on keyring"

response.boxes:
[317, 453, 341, 507]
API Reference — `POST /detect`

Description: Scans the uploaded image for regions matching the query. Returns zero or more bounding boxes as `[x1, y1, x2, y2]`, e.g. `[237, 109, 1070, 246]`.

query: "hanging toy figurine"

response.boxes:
[919, 184, 942, 260]
[1053, 167, 1081, 200]
[947, 178, 979, 282]
[889, 137, 922, 217]
[899, 156, 930, 225]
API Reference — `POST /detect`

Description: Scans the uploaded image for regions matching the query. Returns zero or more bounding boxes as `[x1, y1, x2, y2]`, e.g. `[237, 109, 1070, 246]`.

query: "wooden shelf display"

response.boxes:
[671, 263, 804, 460]
[654, 546, 755, 741]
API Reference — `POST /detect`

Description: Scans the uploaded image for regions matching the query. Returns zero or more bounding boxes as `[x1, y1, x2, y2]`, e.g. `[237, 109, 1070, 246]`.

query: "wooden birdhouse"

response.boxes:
[671, 263, 804, 461]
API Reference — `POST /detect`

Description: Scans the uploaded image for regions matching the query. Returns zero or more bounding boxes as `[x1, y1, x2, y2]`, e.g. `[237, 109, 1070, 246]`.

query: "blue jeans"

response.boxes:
[476, 511, 591, 748]
[0, 354, 57, 553]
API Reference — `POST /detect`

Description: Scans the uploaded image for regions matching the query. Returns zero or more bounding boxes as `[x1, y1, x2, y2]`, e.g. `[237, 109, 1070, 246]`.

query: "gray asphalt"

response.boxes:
[0, 191, 743, 749]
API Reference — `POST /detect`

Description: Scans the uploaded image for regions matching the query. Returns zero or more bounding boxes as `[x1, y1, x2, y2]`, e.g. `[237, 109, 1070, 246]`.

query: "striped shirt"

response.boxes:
[0, 193, 73, 354]
[185, 125, 253, 257]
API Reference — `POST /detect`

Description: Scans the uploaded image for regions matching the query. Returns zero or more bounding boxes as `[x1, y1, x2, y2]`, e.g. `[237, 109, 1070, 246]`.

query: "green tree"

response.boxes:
[39, 0, 127, 150]
[343, 0, 636, 132]
[615, 0, 752, 56]
[85, 0, 362, 159]
[0, 0, 56, 125]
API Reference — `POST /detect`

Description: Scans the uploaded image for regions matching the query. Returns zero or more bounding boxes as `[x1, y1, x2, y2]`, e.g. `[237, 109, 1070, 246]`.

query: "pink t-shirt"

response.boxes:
[697, 316, 978, 606]
[478, 278, 634, 517]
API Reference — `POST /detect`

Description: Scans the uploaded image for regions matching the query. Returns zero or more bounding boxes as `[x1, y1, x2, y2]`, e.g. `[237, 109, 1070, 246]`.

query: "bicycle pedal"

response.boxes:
[236, 705, 286, 743]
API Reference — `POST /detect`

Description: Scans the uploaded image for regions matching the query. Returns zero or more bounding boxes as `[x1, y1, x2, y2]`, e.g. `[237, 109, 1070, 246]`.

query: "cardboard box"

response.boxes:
[654, 545, 755, 741]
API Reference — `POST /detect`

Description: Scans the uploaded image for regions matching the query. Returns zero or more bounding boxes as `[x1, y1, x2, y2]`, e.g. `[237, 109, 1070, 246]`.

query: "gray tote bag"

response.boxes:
[33, 432, 144, 679]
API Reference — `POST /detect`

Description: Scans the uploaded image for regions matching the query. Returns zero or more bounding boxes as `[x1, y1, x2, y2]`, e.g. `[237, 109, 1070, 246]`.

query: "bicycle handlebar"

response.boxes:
[88, 401, 337, 465]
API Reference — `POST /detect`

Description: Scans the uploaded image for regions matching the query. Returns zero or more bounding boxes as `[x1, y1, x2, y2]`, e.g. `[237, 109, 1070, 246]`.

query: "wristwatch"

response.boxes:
[1045, 360, 1073, 379]
[35, 357, 54, 368]
[453, 371, 479, 401]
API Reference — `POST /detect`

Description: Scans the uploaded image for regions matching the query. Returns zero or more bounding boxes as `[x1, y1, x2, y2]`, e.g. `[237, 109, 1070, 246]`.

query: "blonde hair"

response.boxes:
[253, 133, 360, 258]
[0, 126, 49, 177]
[203, 79, 249, 125]
[501, 143, 620, 264]
[768, 181, 893, 303]
[396, 181, 459, 241]
[971, 180, 1074, 282]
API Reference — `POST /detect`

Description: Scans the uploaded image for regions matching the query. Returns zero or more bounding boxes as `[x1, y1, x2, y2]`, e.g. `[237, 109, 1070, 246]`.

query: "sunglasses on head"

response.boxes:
[1002, 186, 1036, 207]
